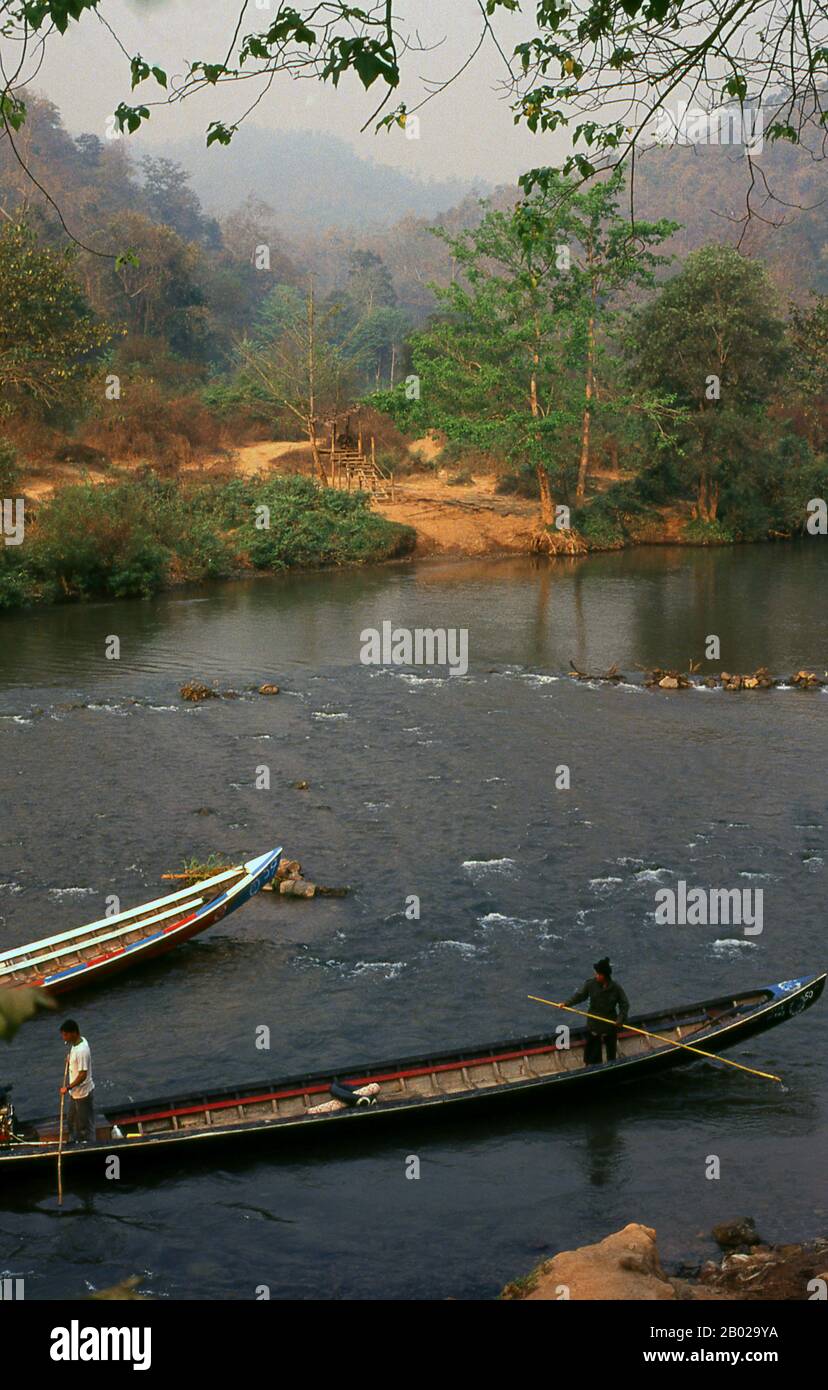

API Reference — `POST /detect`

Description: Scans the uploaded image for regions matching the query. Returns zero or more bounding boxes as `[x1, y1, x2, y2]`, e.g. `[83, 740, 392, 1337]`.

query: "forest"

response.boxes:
[1, 90, 827, 605]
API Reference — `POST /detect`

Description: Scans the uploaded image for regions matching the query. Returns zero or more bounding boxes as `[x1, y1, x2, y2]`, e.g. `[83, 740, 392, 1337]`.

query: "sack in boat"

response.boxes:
[307, 1081, 380, 1115]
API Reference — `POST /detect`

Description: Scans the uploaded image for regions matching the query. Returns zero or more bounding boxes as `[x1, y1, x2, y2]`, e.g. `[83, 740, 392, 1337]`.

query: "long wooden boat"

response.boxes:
[0, 848, 282, 996]
[0, 972, 822, 1173]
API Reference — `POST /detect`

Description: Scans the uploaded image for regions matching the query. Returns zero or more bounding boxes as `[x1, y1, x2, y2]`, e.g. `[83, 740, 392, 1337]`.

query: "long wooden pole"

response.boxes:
[527, 995, 782, 1084]
[57, 1053, 70, 1205]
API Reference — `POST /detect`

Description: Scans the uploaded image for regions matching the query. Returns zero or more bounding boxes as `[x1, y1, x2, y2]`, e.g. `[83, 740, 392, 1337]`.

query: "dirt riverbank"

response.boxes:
[501, 1223, 828, 1300]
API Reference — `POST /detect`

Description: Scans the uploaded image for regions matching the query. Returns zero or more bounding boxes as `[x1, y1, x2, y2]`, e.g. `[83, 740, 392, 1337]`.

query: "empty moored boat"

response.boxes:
[0, 972, 822, 1175]
[0, 849, 282, 996]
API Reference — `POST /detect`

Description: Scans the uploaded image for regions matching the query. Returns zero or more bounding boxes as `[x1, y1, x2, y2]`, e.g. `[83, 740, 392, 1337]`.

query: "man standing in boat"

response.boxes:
[565, 959, 629, 1066]
[59, 1019, 95, 1144]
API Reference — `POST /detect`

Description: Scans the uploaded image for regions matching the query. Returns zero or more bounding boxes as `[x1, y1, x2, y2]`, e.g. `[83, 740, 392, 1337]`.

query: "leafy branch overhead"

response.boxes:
[2, 2, 825, 177]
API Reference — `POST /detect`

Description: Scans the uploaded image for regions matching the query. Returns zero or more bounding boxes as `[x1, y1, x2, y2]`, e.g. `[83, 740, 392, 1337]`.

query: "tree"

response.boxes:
[235, 281, 355, 482]
[377, 174, 674, 527]
[377, 188, 586, 528]
[141, 157, 221, 248]
[0, 220, 113, 420]
[344, 250, 397, 314]
[630, 246, 788, 522]
[538, 167, 676, 502]
[89, 211, 209, 358]
[778, 293, 828, 453]
[326, 249, 409, 387]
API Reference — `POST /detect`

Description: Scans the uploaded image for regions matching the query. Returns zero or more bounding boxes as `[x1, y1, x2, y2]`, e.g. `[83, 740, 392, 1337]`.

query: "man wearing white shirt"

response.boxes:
[60, 1019, 95, 1145]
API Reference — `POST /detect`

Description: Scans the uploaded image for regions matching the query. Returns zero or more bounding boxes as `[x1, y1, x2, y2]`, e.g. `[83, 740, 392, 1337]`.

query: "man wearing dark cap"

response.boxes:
[565, 958, 629, 1066]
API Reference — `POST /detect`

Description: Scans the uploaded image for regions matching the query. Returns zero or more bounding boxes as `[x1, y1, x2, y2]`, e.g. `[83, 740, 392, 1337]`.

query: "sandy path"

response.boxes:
[375, 475, 539, 556]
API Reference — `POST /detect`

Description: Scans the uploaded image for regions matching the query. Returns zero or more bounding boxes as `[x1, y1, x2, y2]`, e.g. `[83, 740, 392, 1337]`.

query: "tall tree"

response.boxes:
[378, 174, 673, 527]
[534, 168, 676, 502]
[377, 187, 586, 527]
[235, 281, 355, 483]
[0, 221, 113, 421]
[630, 246, 788, 521]
[140, 157, 221, 248]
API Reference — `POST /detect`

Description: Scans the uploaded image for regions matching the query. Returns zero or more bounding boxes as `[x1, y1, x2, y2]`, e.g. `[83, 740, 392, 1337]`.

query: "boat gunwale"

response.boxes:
[102, 979, 785, 1121]
[2, 973, 823, 1165]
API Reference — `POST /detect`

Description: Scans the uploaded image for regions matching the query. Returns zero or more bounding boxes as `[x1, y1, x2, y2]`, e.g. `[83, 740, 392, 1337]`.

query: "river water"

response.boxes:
[0, 543, 826, 1299]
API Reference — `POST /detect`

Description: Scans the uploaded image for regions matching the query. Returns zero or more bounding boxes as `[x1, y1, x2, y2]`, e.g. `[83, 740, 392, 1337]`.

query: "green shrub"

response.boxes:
[0, 545, 36, 608]
[0, 472, 415, 610]
[28, 482, 172, 598]
[682, 516, 735, 544]
[0, 438, 20, 497]
[576, 508, 626, 549]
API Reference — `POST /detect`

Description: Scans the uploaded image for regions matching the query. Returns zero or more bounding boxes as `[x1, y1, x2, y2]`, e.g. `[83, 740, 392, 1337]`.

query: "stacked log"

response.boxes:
[788, 669, 825, 688]
[717, 667, 776, 691]
[643, 668, 694, 689]
[180, 680, 281, 701]
[180, 681, 219, 702]
[568, 661, 625, 683]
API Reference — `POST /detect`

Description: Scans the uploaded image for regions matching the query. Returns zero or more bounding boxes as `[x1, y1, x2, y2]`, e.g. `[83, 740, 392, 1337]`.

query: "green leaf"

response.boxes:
[206, 120, 236, 147]
[724, 75, 748, 101]
[114, 102, 150, 134]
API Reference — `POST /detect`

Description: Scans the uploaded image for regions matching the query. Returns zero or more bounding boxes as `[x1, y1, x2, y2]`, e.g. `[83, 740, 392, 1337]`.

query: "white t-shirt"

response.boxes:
[68, 1038, 94, 1100]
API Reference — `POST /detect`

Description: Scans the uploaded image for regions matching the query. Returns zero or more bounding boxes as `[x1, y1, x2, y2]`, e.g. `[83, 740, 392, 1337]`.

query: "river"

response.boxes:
[0, 542, 826, 1299]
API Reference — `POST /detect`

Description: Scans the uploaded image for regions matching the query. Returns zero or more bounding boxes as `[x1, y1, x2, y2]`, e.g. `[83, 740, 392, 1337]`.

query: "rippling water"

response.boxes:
[0, 544, 825, 1299]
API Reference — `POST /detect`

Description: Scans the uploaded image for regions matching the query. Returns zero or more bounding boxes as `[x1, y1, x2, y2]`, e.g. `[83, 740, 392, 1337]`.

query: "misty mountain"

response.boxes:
[163, 127, 480, 233]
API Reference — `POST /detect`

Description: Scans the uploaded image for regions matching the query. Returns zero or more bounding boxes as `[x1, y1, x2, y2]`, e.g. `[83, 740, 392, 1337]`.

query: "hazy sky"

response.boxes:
[25, 0, 564, 185]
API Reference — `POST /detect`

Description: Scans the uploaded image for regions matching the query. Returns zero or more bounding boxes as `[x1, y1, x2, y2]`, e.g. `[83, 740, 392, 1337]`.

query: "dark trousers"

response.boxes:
[68, 1093, 95, 1144]
[584, 1030, 617, 1066]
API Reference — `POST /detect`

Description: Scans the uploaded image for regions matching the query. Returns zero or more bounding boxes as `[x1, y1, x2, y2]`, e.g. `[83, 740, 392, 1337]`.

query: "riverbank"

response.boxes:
[501, 1223, 828, 1301]
[0, 472, 415, 609]
[1, 437, 814, 614]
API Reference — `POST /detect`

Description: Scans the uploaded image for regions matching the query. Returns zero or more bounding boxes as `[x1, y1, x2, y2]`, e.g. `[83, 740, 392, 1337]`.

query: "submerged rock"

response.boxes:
[712, 1217, 762, 1250]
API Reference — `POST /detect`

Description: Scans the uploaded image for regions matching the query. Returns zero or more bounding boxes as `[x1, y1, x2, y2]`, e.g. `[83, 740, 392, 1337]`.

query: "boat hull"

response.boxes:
[0, 849, 282, 996]
[1, 972, 822, 1176]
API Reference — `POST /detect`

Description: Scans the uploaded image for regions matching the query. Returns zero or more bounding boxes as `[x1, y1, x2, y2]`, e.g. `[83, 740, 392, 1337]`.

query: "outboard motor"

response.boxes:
[0, 1085, 16, 1143]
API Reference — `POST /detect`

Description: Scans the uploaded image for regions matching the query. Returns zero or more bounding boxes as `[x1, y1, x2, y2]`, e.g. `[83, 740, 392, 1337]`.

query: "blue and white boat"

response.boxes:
[0, 849, 282, 996]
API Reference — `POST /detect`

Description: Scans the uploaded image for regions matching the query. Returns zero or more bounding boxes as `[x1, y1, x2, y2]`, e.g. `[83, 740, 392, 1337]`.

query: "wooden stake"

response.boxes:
[57, 1052, 70, 1206]
[527, 995, 782, 1084]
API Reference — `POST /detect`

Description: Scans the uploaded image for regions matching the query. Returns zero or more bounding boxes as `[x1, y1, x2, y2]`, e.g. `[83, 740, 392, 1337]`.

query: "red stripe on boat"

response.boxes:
[163, 912, 197, 935]
[86, 946, 127, 967]
[119, 1039, 592, 1125]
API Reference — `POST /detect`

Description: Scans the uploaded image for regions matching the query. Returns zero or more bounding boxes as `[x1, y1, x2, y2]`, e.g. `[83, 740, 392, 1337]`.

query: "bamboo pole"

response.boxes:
[527, 995, 782, 1084]
[57, 1053, 70, 1205]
